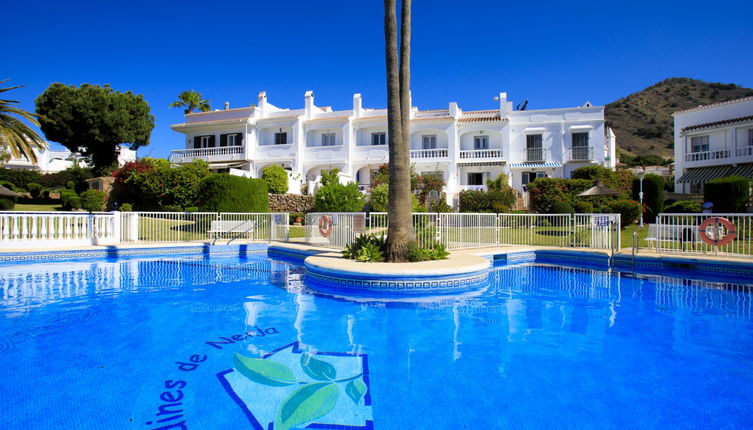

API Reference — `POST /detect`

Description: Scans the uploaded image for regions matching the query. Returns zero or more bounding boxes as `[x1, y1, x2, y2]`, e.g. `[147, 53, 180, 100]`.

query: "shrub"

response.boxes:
[38, 166, 94, 194]
[314, 182, 365, 212]
[0, 197, 16, 210]
[606, 199, 641, 228]
[0, 168, 41, 191]
[342, 234, 386, 262]
[60, 189, 81, 210]
[632, 174, 664, 223]
[429, 198, 454, 213]
[415, 173, 445, 205]
[704, 176, 750, 213]
[664, 200, 702, 213]
[26, 183, 42, 199]
[573, 201, 593, 213]
[0, 180, 18, 192]
[406, 241, 450, 262]
[197, 174, 269, 212]
[459, 189, 516, 213]
[289, 212, 306, 225]
[261, 165, 289, 194]
[549, 201, 574, 214]
[119, 202, 133, 212]
[368, 183, 421, 212]
[80, 190, 107, 212]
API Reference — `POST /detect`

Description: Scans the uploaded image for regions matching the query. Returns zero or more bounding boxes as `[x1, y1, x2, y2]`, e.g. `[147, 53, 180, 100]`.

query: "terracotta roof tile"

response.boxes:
[682, 115, 753, 132]
[673, 96, 753, 115]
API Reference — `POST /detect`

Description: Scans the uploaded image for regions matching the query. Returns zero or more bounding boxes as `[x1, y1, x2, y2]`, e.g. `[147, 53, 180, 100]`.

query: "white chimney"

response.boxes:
[449, 102, 461, 119]
[304, 90, 315, 119]
[353, 93, 363, 117]
[224, 101, 230, 110]
[257, 91, 267, 117]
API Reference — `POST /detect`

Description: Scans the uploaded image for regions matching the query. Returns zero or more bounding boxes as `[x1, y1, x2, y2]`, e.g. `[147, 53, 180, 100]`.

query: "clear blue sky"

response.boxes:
[6, 0, 753, 159]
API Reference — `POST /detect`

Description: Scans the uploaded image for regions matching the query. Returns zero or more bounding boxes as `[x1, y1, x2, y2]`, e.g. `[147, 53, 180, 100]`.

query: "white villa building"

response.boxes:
[170, 91, 616, 203]
[3, 146, 137, 173]
[674, 96, 753, 193]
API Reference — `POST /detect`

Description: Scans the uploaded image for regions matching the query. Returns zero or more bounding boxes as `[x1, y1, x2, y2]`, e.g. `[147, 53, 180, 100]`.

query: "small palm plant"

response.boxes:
[0, 80, 48, 163]
[169, 90, 211, 114]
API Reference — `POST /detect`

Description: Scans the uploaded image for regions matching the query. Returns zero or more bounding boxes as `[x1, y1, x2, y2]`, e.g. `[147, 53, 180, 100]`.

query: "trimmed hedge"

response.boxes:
[0, 197, 16, 210]
[81, 190, 107, 212]
[632, 174, 664, 223]
[704, 176, 750, 213]
[664, 200, 702, 213]
[549, 201, 574, 214]
[197, 174, 269, 212]
[607, 199, 641, 228]
[261, 165, 289, 194]
[459, 189, 516, 213]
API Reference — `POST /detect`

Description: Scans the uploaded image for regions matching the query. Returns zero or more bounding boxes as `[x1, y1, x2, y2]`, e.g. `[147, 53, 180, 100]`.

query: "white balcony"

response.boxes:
[526, 148, 548, 163]
[736, 146, 753, 159]
[303, 145, 347, 163]
[170, 146, 244, 164]
[410, 149, 448, 159]
[459, 149, 503, 160]
[256, 143, 295, 160]
[567, 147, 594, 162]
[685, 149, 730, 164]
[352, 145, 388, 163]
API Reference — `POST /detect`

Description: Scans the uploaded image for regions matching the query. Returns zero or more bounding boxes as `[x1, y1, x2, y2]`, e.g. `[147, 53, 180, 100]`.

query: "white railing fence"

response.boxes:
[653, 213, 753, 256]
[308, 212, 620, 251]
[0, 212, 288, 248]
[121, 212, 289, 243]
[0, 212, 119, 248]
[305, 213, 367, 248]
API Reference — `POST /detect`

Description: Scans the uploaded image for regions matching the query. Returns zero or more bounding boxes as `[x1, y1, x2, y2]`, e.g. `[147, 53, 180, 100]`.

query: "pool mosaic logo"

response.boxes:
[217, 342, 373, 430]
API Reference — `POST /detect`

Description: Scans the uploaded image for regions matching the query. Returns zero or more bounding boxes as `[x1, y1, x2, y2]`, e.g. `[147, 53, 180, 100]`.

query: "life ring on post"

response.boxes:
[318, 215, 333, 238]
[698, 217, 736, 246]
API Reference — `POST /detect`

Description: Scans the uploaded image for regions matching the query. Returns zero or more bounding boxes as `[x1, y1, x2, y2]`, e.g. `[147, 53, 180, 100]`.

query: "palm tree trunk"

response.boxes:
[384, 0, 414, 262]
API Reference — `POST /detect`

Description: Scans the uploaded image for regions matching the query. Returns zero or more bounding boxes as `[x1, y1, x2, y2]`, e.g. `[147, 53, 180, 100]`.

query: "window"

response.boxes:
[691, 136, 709, 153]
[322, 133, 336, 146]
[526, 134, 543, 149]
[522, 172, 546, 186]
[220, 133, 242, 147]
[371, 132, 386, 146]
[194, 135, 214, 149]
[474, 136, 489, 150]
[424, 171, 444, 181]
[274, 132, 288, 145]
[467, 172, 484, 186]
[749, 129, 753, 146]
[422, 135, 437, 149]
[572, 132, 589, 147]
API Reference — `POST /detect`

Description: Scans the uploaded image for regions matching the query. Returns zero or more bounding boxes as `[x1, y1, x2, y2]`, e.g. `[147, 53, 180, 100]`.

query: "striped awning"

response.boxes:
[676, 165, 732, 183]
[510, 162, 562, 168]
[730, 163, 753, 179]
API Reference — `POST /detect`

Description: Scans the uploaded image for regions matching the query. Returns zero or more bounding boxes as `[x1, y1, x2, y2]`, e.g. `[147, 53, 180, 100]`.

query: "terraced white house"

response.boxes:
[170, 91, 617, 203]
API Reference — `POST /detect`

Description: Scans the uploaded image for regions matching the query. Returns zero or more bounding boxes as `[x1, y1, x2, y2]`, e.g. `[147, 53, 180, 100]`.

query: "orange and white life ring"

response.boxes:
[698, 217, 736, 246]
[318, 215, 333, 238]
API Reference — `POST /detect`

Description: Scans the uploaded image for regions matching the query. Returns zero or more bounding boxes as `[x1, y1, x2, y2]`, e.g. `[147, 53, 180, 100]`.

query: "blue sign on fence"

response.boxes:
[595, 216, 609, 226]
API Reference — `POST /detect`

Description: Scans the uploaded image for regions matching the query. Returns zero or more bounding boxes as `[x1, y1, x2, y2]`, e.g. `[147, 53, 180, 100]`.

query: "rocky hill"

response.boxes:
[605, 78, 753, 160]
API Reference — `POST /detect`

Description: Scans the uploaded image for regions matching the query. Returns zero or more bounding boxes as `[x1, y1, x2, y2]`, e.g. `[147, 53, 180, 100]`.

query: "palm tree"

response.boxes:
[0, 80, 48, 163]
[169, 90, 211, 114]
[384, 0, 414, 262]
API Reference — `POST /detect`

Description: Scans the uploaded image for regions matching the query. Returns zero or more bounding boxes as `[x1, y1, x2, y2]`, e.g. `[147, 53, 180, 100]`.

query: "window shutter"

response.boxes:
[237, 133, 243, 145]
[220, 134, 227, 147]
[209, 135, 216, 147]
[194, 137, 201, 149]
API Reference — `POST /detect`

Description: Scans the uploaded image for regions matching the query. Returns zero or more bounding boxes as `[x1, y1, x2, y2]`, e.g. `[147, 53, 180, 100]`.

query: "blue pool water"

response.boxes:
[1, 251, 752, 429]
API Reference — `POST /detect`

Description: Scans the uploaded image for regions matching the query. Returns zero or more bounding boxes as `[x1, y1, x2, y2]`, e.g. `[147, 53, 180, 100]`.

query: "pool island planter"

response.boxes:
[303, 253, 491, 295]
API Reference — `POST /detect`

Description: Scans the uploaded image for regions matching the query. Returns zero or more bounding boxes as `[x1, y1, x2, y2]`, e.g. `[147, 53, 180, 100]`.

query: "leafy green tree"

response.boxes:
[169, 90, 211, 114]
[0, 80, 48, 163]
[261, 165, 289, 194]
[35, 83, 154, 173]
[314, 181, 365, 212]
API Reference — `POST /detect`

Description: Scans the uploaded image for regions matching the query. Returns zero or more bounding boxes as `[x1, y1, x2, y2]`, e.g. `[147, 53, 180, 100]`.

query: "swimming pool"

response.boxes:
[1, 249, 752, 429]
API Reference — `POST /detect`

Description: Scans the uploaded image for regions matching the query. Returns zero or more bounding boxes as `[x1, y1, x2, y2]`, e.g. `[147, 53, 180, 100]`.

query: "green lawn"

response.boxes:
[620, 224, 649, 250]
[289, 226, 306, 238]
[12, 199, 62, 212]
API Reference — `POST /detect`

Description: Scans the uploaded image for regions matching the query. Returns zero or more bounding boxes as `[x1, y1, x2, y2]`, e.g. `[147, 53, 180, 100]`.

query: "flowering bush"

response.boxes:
[606, 199, 642, 228]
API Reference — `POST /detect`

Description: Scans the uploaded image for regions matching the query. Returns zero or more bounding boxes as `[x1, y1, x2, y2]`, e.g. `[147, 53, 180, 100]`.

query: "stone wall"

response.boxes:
[268, 193, 314, 213]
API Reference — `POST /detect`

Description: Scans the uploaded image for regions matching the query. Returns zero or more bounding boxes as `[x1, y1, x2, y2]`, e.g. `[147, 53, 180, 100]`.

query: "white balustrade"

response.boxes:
[169, 146, 244, 163]
[0, 212, 119, 248]
[459, 149, 503, 159]
[410, 149, 448, 159]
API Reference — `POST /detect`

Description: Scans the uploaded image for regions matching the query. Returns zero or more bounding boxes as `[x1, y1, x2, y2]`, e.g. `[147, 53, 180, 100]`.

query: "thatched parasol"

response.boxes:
[577, 182, 622, 197]
[0, 185, 19, 198]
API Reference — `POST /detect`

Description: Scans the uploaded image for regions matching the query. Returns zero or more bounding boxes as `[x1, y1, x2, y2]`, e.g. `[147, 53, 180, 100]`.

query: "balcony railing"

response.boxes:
[459, 149, 503, 159]
[410, 149, 448, 159]
[569, 146, 593, 161]
[685, 149, 730, 162]
[736, 146, 753, 157]
[526, 148, 547, 163]
[170, 146, 244, 163]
